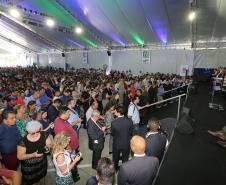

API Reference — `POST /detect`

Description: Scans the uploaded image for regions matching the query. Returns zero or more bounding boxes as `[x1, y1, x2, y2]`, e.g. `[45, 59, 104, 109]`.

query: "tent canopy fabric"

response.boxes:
[0, 0, 226, 52]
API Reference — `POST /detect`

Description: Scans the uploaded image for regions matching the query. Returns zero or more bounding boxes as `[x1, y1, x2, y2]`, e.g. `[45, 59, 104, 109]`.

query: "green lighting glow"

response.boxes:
[130, 32, 144, 46]
[81, 36, 98, 48]
[33, 0, 98, 48]
[41, 48, 49, 52]
[34, 0, 75, 25]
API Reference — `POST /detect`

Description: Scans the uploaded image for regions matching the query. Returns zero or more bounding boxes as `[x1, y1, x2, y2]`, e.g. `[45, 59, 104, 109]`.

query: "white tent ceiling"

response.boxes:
[0, 0, 226, 53]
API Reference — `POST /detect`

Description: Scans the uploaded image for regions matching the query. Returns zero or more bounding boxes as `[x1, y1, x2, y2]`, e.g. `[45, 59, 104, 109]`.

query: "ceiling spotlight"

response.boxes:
[9, 9, 20, 18]
[75, 27, 83, 34]
[46, 18, 55, 27]
[188, 11, 196, 21]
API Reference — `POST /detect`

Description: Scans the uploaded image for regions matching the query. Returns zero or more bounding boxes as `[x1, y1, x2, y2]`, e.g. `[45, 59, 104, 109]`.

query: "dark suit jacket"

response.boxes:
[145, 132, 167, 161]
[111, 116, 133, 150]
[118, 155, 159, 185]
[86, 176, 98, 185]
[47, 104, 59, 123]
[148, 86, 157, 103]
[87, 119, 105, 151]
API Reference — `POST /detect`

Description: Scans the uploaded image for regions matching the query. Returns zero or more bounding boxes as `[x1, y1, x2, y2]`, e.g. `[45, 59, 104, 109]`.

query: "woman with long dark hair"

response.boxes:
[26, 101, 37, 120]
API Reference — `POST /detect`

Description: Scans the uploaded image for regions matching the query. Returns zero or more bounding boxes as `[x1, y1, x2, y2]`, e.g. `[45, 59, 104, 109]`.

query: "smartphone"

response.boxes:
[76, 152, 82, 157]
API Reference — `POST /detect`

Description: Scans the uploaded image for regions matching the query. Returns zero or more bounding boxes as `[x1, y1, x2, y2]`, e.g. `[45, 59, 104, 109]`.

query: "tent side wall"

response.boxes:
[38, 49, 194, 75]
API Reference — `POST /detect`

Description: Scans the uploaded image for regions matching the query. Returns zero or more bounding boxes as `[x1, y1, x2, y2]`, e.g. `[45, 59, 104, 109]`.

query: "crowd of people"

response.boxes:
[0, 66, 191, 185]
[212, 67, 226, 78]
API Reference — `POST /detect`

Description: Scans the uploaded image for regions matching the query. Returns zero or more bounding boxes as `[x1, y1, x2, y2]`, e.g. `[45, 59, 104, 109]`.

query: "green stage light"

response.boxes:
[130, 32, 144, 46]
[34, 0, 98, 48]
[35, 0, 74, 25]
[81, 36, 98, 48]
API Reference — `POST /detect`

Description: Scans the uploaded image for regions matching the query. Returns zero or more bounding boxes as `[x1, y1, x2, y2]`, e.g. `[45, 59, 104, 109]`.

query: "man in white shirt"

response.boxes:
[25, 90, 41, 110]
[86, 101, 98, 123]
[128, 96, 149, 135]
[127, 96, 141, 135]
[67, 99, 82, 134]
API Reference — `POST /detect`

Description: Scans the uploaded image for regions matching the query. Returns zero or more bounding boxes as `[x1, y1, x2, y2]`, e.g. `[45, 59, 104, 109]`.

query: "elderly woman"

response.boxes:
[53, 132, 82, 185]
[17, 121, 52, 185]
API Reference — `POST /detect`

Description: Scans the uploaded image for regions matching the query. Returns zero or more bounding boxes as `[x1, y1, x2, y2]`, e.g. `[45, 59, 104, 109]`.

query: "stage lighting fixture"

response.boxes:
[188, 11, 196, 21]
[9, 9, 20, 18]
[46, 18, 55, 27]
[75, 27, 82, 34]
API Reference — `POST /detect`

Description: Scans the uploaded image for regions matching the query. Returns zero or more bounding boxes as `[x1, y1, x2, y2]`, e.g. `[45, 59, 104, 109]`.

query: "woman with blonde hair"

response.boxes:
[53, 132, 82, 185]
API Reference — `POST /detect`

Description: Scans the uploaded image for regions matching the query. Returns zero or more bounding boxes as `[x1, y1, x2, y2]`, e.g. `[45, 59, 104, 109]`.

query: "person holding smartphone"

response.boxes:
[53, 132, 82, 185]
[17, 121, 52, 185]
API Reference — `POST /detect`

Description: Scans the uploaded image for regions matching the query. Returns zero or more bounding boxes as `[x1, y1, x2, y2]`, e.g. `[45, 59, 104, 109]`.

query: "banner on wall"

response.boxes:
[142, 50, 151, 64]
[82, 52, 88, 64]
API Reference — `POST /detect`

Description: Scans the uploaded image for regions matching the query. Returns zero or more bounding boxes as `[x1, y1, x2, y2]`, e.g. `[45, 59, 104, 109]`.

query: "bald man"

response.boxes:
[118, 136, 159, 185]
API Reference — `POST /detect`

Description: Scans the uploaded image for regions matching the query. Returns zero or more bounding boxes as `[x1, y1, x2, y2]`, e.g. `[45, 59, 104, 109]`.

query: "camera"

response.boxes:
[43, 146, 50, 154]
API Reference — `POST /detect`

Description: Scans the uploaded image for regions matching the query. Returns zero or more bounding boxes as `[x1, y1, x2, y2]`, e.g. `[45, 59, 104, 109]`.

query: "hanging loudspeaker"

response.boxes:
[107, 50, 111, 56]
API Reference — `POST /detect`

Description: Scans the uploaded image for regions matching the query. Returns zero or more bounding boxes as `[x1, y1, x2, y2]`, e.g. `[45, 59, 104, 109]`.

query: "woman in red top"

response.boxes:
[15, 91, 25, 105]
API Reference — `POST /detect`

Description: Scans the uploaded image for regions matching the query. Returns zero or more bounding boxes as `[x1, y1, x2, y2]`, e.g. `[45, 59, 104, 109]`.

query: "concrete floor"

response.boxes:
[46, 128, 114, 185]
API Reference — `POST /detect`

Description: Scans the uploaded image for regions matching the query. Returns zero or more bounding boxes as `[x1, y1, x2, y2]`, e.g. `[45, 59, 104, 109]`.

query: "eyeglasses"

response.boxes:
[31, 129, 41, 134]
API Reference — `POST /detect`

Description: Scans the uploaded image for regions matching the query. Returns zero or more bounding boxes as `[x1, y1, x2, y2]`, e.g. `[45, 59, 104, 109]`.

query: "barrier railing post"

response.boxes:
[177, 96, 181, 121]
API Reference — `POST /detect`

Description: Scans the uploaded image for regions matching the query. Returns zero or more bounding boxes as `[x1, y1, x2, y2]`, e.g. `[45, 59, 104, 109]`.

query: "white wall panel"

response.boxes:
[38, 53, 65, 69]
[194, 49, 226, 68]
[38, 49, 194, 75]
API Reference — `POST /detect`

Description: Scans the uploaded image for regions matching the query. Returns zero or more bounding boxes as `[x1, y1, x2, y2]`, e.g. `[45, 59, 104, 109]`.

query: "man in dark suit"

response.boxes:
[86, 157, 115, 185]
[111, 106, 133, 171]
[145, 117, 167, 161]
[148, 82, 158, 104]
[47, 98, 62, 122]
[87, 110, 106, 169]
[118, 136, 159, 185]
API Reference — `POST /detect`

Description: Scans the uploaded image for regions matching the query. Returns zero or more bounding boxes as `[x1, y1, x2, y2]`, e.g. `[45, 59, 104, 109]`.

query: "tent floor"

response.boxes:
[45, 82, 226, 185]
